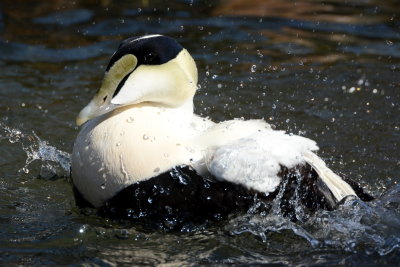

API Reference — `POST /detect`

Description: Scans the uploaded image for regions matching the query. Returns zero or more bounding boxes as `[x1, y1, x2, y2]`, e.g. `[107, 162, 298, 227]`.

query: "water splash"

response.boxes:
[227, 184, 400, 256]
[0, 123, 71, 178]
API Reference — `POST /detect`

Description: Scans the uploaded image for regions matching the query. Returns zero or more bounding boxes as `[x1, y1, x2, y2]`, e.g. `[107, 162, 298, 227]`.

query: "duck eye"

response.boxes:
[103, 96, 107, 102]
[144, 52, 157, 63]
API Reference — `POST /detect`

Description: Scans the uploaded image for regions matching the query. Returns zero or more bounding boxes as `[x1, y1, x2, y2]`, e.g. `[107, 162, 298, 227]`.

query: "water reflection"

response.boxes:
[214, 0, 398, 24]
[0, 0, 399, 265]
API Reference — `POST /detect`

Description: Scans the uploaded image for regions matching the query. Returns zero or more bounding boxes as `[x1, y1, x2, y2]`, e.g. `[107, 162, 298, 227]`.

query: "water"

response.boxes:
[0, 0, 399, 265]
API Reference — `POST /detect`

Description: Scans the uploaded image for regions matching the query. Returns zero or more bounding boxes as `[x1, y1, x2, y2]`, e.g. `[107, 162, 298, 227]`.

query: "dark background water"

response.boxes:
[0, 0, 399, 265]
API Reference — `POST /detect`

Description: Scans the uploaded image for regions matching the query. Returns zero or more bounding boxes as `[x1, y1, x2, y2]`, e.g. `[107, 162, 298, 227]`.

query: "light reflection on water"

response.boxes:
[0, 0, 399, 265]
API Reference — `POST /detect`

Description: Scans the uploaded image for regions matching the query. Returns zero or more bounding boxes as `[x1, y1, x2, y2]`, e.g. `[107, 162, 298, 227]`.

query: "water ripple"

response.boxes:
[0, 40, 115, 63]
[32, 9, 94, 27]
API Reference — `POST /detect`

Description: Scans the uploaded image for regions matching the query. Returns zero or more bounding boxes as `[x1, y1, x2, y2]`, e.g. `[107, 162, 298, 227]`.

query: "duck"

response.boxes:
[71, 35, 372, 228]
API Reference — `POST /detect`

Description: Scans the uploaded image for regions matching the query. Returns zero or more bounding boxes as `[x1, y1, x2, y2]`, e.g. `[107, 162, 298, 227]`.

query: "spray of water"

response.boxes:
[0, 122, 71, 178]
[227, 180, 400, 256]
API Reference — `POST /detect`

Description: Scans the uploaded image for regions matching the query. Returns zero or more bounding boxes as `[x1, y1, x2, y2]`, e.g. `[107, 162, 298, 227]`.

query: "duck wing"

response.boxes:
[203, 125, 357, 204]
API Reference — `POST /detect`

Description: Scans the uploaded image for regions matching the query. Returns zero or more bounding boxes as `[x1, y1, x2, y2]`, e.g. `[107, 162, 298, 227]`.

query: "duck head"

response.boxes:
[76, 35, 198, 126]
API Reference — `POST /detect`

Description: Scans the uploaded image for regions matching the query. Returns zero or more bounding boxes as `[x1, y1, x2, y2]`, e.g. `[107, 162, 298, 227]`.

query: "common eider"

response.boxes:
[71, 35, 372, 229]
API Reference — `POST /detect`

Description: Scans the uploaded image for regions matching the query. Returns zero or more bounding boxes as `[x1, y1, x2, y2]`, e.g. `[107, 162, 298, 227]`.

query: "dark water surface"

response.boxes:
[1, 0, 399, 265]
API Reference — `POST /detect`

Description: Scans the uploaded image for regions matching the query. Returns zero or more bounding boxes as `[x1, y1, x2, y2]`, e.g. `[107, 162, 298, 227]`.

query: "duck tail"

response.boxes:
[303, 151, 357, 203]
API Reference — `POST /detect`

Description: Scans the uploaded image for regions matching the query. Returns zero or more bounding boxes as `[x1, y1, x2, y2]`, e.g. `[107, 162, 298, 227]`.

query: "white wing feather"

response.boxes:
[204, 127, 318, 193]
[303, 151, 357, 201]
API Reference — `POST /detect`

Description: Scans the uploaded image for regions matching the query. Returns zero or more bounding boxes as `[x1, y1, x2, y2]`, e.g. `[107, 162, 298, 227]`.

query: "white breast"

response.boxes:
[71, 101, 211, 207]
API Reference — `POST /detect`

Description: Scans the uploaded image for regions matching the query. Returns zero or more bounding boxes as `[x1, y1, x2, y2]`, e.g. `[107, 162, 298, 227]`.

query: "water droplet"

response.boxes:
[165, 205, 172, 214]
[116, 229, 129, 239]
[79, 225, 87, 234]
[154, 185, 165, 194]
[164, 217, 178, 229]
[386, 40, 393, 46]
[251, 65, 257, 72]
[22, 167, 29, 174]
[147, 197, 153, 204]
[116, 142, 121, 147]
[217, 84, 222, 89]
[178, 175, 188, 185]
[126, 117, 134, 123]
[8, 129, 22, 144]
[101, 184, 106, 190]
[212, 74, 218, 79]
[143, 134, 149, 140]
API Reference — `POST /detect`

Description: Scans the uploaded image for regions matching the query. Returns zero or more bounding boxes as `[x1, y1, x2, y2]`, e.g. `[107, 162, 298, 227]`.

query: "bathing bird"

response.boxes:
[71, 35, 371, 228]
